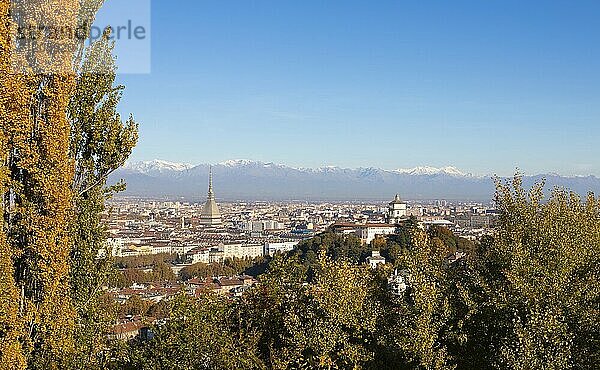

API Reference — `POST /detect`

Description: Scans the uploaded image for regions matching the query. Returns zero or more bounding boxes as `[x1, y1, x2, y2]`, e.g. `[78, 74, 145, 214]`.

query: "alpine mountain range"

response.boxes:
[110, 159, 600, 202]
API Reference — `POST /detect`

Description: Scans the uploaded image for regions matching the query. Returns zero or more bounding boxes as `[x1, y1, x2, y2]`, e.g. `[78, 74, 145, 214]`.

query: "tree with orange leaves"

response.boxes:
[1, 0, 79, 368]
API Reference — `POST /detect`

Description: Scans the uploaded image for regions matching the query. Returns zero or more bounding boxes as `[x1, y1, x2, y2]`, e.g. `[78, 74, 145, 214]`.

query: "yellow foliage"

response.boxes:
[1, 0, 80, 368]
[0, 1, 27, 368]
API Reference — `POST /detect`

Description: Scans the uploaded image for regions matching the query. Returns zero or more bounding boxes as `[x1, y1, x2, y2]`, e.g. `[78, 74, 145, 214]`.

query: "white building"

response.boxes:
[366, 250, 386, 269]
[251, 221, 265, 232]
[220, 243, 264, 260]
[151, 243, 172, 255]
[264, 241, 299, 256]
[188, 248, 210, 264]
[172, 244, 198, 256]
[358, 224, 397, 244]
[243, 220, 285, 233]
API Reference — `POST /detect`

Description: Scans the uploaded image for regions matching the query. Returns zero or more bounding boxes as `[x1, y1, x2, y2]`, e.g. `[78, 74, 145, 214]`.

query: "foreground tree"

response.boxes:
[124, 294, 263, 370]
[1, 1, 136, 367]
[68, 32, 138, 369]
[0, 2, 27, 368]
[376, 230, 475, 370]
[1, 1, 81, 367]
[240, 255, 381, 369]
[486, 177, 600, 369]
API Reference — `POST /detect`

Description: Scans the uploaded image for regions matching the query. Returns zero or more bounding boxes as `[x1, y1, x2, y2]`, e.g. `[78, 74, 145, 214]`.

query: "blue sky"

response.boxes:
[115, 0, 600, 176]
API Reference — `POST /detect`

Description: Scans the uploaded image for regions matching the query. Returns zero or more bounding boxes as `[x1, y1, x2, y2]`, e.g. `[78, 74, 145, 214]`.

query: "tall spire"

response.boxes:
[207, 165, 215, 199]
[200, 165, 222, 226]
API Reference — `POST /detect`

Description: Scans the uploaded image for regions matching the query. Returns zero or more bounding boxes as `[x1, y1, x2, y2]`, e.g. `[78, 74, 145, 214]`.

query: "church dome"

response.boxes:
[389, 194, 404, 205]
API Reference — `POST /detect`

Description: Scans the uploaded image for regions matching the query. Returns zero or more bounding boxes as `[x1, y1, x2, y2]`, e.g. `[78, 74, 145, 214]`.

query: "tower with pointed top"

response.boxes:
[200, 166, 222, 226]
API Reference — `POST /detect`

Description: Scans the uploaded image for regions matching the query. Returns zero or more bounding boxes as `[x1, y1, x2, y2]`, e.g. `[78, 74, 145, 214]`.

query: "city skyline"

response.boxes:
[116, 1, 599, 176]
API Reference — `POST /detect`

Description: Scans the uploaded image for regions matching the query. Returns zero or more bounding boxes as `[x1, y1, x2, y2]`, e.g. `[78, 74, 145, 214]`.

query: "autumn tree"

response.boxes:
[0, 0, 82, 368]
[1, 0, 136, 368]
[483, 177, 600, 368]
[380, 231, 460, 370]
[241, 255, 381, 369]
[119, 295, 151, 318]
[0, 3, 26, 366]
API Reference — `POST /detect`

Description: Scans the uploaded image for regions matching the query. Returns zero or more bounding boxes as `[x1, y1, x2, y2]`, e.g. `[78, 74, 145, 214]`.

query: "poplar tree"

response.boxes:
[68, 31, 138, 368]
[0, 3, 27, 366]
[0, 0, 82, 368]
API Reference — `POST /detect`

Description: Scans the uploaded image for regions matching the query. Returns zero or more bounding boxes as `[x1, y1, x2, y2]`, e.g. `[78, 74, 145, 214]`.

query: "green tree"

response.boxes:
[67, 29, 138, 369]
[124, 294, 263, 370]
[294, 232, 366, 270]
[484, 177, 600, 369]
[242, 255, 381, 369]
[389, 231, 459, 370]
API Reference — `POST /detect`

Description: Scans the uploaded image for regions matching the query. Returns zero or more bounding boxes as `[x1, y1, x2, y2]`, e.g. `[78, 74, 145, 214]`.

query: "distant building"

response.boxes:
[264, 241, 298, 256]
[387, 194, 407, 224]
[172, 244, 197, 256]
[366, 250, 386, 269]
[188, 248, 210, 264]
[188, 243, 264, 264]
[422, 219, 454, 227]
[200, 166, 222, 226]
[243, 220, 285, 232]
[220, 243, 263, 260]
[330, 222, 397, 244]
[358, 224, 397, 244]
[215, 275, 257, 296]
[109, 320, 146, 341]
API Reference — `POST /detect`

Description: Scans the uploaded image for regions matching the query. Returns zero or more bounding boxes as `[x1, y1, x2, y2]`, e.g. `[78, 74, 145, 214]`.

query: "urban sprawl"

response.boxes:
[105, 169, 499, 339]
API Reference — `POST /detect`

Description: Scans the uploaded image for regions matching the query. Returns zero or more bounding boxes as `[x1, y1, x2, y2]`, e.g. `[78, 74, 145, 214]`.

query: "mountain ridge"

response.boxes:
[124, 159, 482, 177]
[114, 159, 600, 201]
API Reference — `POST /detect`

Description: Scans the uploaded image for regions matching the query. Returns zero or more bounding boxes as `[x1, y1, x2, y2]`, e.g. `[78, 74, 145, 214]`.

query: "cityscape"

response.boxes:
[105, 168, 498, 339]
[1, 1, 598, 369]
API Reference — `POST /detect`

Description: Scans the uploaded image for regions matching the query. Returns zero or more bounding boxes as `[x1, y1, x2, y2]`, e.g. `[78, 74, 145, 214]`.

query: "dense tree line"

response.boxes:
[111, 262, 177, 288]
[179, 256, 269, 281]
[292, 217, 474, 274]
[114, 253, 178, 270]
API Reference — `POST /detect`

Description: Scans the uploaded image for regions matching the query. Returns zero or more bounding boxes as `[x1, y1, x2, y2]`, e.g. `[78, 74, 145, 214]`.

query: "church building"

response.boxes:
[387, 194, 407, 224]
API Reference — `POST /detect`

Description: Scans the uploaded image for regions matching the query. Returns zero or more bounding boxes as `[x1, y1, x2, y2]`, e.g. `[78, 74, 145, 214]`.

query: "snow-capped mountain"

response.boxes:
[394, 166, 475, 178]
[218, 159, 258, 167]
[122, 160, 194, 174]
[110, 160, 600, 201]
